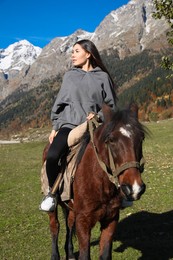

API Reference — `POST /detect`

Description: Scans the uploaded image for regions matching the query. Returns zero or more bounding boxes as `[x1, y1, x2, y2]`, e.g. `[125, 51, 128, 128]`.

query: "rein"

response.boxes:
[88, 118, 145, 187]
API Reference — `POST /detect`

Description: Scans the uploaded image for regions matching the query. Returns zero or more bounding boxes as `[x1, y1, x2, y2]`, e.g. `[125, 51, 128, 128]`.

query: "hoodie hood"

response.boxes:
[70, 66, 102, 74]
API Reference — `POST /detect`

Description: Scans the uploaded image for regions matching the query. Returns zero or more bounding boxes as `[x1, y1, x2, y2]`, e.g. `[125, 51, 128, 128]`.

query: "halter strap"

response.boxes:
[88, 119, 116, 184]
[107, 145, 145, 180]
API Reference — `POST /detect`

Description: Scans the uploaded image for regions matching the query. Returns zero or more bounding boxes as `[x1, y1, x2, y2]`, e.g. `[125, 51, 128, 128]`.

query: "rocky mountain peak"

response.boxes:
[91, 0, 169, 56]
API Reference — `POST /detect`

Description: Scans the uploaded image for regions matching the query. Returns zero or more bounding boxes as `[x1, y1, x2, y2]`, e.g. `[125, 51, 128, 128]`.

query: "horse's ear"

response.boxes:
[129, 103, 139, 119]
[102, 103, 114, 122]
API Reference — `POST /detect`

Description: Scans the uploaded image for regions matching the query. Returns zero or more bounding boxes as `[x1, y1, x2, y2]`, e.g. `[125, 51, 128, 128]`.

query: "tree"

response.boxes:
[153, 0, 173, 75]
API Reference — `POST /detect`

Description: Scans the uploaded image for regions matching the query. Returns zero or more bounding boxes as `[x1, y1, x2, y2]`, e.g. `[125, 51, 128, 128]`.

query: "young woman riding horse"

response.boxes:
[41, 104, 146, 260]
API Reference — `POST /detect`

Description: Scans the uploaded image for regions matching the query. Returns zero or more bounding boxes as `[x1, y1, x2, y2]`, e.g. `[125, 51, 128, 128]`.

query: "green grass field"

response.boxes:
[0, 119, 173, 260]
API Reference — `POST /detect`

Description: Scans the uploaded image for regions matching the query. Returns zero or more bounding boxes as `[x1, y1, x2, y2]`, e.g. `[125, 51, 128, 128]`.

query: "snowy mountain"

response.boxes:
[0, 40, 42, 79]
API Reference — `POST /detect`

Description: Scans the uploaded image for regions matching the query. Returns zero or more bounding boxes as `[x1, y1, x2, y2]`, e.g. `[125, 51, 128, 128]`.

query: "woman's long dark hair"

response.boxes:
[73, 39, 116, 90]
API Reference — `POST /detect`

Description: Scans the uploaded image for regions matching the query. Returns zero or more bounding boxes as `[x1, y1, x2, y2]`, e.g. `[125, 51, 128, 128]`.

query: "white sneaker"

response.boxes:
[39, 194, 56, 212]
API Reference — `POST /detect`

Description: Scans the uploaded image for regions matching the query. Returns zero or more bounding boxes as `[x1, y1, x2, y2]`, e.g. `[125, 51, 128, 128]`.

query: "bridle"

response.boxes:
[88, 118, 145, 188]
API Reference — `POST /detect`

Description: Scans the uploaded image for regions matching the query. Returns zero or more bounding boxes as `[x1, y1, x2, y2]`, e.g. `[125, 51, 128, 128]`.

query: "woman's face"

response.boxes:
[71, 44, 91, 68]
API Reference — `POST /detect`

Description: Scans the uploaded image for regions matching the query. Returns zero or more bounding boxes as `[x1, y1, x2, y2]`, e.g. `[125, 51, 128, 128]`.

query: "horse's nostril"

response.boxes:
[140, 183, 146, 195]
[121, 184, 132, 196]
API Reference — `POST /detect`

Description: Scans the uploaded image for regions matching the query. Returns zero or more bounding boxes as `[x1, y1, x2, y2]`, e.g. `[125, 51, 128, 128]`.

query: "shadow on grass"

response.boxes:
[73, 210, 173, 259]
[114, 210, 173, 260]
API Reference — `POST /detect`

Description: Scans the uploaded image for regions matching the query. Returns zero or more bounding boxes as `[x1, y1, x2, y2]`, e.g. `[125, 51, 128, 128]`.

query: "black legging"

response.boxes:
[46, 127, 71, 188]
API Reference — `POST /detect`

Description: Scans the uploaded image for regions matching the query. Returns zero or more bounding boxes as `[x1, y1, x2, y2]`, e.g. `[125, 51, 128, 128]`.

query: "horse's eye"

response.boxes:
[108, 135, 116, 143]
[142, 133, 145, 141]
[141, 136, 145, 142]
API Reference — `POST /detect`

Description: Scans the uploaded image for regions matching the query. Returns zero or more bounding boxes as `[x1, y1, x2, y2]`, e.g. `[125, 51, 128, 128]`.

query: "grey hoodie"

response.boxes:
[51, 66, 116, 131]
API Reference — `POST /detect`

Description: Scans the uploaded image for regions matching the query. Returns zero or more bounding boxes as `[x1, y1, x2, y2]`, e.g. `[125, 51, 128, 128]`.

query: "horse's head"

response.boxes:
[101, 104, 146, 201]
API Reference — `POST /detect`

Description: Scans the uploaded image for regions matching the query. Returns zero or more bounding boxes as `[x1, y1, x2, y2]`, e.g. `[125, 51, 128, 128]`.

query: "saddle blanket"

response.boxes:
[40, 121, 87, 201]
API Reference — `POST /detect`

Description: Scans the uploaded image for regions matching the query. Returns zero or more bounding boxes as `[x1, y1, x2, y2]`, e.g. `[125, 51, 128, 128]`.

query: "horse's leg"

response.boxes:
[64, 207, 76, 260]
[99, 215, 119, 260]
[75, 214, 92, 260]
[48, 207, 60, 260]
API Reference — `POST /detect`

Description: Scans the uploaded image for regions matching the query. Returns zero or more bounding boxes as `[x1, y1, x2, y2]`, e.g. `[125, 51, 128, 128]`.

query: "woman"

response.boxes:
[40, 39, 117, 212]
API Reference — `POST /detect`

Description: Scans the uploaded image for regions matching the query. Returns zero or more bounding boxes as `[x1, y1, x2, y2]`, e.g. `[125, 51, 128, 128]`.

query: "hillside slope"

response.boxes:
[0, 49, 172, 137]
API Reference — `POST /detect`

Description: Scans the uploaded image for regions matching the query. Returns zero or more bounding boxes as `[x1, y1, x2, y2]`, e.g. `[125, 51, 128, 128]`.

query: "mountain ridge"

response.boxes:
[0, 0, 170, 103]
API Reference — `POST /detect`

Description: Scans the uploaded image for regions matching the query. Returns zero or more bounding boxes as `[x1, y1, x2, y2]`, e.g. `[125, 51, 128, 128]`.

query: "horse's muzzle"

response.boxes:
[121, 182, 146, 201]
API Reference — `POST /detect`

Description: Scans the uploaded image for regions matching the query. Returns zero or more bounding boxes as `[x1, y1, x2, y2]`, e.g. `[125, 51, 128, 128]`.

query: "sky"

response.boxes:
[1, 0, 130, 49]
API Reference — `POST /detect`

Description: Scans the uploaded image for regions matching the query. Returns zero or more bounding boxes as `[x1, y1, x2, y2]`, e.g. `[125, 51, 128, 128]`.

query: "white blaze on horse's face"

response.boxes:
[132, 180, 141, 200]
[118, 124, 143, 200]
[119, 125, 132, 138]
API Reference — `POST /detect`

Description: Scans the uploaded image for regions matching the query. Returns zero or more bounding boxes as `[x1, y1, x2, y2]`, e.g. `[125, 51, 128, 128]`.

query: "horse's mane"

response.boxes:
[75, 108, 148, 166]
[101, 108, 148, 142]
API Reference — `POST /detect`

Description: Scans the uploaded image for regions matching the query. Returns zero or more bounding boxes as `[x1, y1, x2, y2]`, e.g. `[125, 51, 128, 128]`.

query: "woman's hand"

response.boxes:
[86, 112, 95, 120]
[49, 130, 57, 144]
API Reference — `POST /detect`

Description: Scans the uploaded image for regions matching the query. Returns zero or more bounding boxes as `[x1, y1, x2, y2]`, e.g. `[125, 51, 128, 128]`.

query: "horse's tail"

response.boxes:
[42, 142, 50, 163]
[61, 201, 76, 237]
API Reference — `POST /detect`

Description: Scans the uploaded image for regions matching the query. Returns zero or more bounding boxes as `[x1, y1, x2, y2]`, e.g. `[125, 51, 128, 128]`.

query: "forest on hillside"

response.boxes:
[103, 48, 173, 121]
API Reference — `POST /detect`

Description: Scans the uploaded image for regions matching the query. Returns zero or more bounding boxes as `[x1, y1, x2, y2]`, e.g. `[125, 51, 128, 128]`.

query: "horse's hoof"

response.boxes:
[51, 253, 60, 260]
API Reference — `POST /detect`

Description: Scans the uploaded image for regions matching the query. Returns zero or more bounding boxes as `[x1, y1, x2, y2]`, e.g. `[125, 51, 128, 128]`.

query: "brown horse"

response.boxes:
[42, 104, 147, 260]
